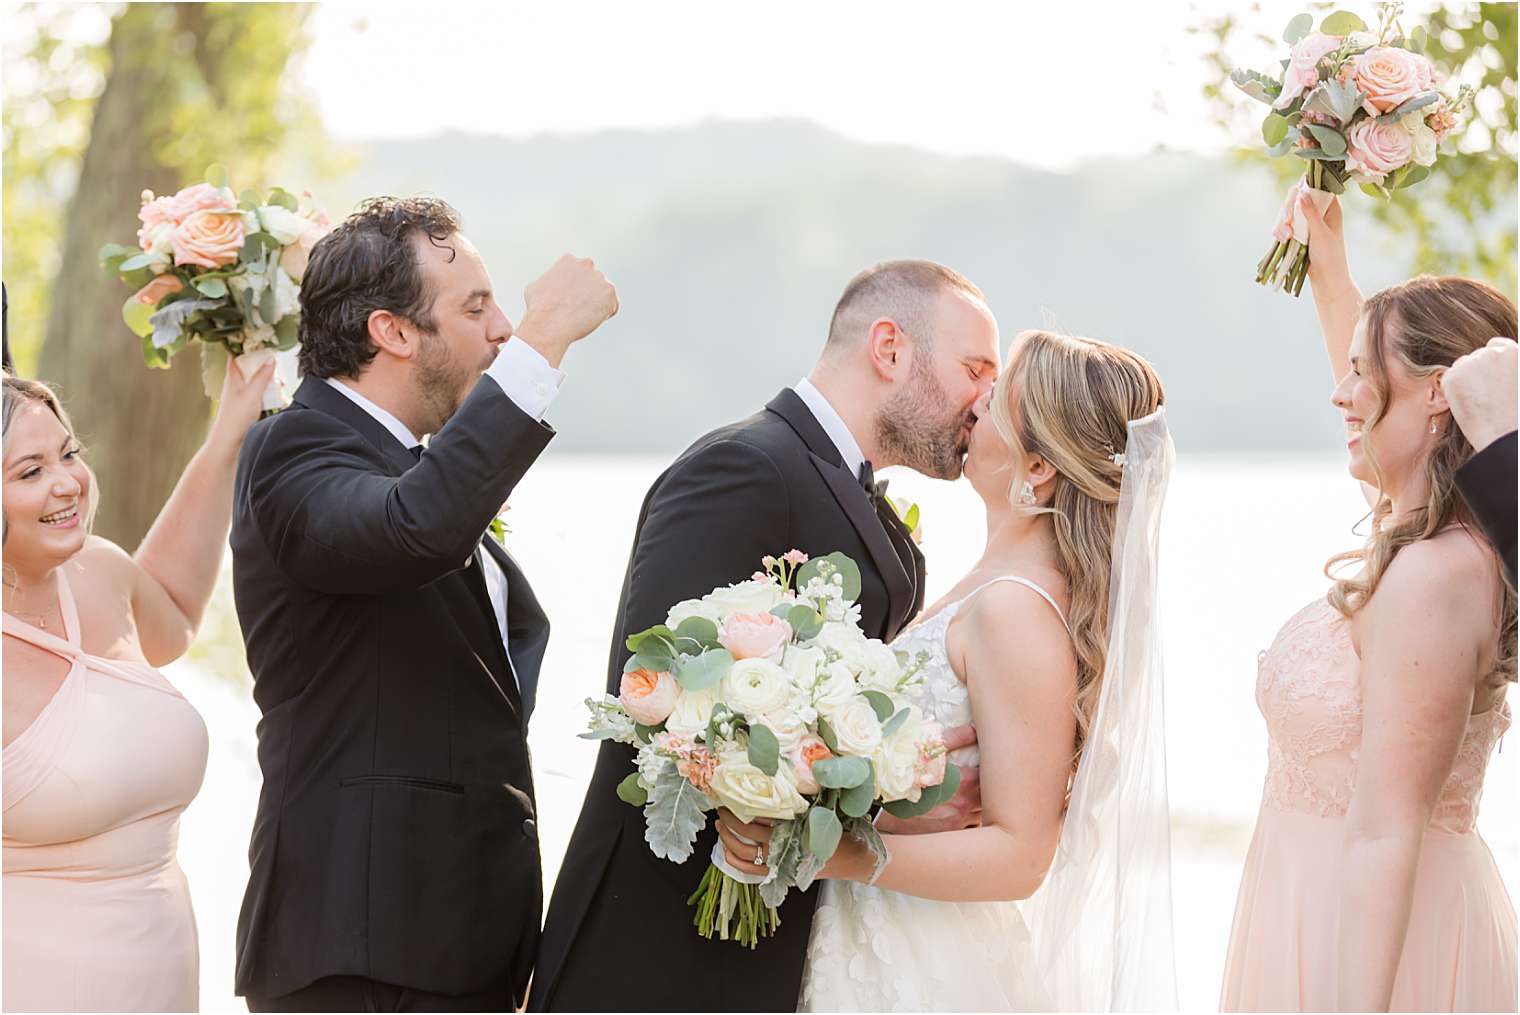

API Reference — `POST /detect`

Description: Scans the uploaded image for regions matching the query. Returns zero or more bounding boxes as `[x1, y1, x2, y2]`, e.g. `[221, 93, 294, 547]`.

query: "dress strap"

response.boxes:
[962, 575, 1072, 638]
[2, 569, 82, 662]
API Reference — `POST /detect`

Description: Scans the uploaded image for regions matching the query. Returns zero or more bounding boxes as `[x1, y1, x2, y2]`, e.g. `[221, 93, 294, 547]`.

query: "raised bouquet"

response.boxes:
[99, 164, 333, 409]
[582, 550, 959, 948]
[1231, 4, 1471, 295]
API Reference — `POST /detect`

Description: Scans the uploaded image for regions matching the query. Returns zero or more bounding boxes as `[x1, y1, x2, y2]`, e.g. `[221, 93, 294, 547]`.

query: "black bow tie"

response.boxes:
[409, 445, 424, 461]
[858, 460, 888, 502]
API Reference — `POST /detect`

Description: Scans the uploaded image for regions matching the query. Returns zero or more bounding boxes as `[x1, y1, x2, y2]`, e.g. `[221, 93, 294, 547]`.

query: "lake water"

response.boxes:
[170, 452, 1517, 1013]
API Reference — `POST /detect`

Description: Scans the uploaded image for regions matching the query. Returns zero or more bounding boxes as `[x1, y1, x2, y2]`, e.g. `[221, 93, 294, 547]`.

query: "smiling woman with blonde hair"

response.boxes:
[2, 358, 271, 1012]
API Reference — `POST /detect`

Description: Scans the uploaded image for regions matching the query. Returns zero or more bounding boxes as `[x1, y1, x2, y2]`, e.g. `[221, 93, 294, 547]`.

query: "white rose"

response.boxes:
[145, 221, 175, 259]
[666, 597, 722, 630]
[665, 685, 719, 735]
[873, 711, 924, 802]
[815, 621, 869, 672]
[703, 579, 785, 619]
[757, 709, 807, 753]
[721, 658, 791, 718]
[812, 660, 859, 719]
[271, 266, 300, 321]
[856, 640, 903, 692]
[831, 696, 884, 756]
[780, 643, 825, 687]
[258, 204, 310, 245]
[708, 750, 809, 824]
[1401, 110, 1438, 166]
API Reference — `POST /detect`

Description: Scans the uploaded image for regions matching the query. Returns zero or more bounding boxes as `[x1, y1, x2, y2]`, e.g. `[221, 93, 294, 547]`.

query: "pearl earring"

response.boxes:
[1429, 418, 1440, 435]
[1018, 481, 1036, 506]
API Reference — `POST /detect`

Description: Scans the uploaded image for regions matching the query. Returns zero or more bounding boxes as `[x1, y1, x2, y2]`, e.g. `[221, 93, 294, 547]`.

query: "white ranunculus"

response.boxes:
[666, 597, 723, 630]
[703, 579, 785, 619]
[665, 685, 719, 735]
[258, 204, 310, 245]
[812, 660, 859, 719]
[721, 658, 791, 718]
[270, 267, 300, 321]
[874, 709, 924, 802]
[1401, 110, 1439, 166]
[780, 643, 825, 687]
[815, 621, 869, 673]
[831, 696, 884, 756]
[856, 640, 903, 692]
[708, 751, 809, 824]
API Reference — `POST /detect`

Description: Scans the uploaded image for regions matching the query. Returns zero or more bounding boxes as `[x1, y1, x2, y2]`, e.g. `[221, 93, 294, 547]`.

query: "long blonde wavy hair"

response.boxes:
[989, 330, 1166, 759]
[1325, 276, 1517, 684]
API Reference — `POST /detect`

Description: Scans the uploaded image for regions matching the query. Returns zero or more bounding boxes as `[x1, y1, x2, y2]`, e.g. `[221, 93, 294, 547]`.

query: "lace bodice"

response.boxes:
[1255, 596, 1510, 831]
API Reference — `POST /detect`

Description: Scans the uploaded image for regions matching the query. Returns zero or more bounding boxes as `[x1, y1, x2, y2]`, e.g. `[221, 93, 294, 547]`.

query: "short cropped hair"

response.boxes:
[825, 259, 986, 353]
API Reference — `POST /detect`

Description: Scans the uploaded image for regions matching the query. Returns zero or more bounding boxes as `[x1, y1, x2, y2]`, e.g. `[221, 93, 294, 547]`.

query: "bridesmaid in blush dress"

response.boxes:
[1220, 194, 1517, 1012]
[2, 360, 273, 1012]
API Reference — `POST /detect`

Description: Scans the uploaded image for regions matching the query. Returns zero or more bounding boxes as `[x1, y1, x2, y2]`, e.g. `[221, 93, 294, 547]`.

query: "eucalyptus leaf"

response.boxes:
[747, 723, 780, 777]
[1266, 128, 1300, 158]
[1283, 12, 1313, 44]
[811, 755, 872, 790]
[634, 722, 662, 744]
[627, 625, 677, 653]
[1409, 25, 1427, 54]
[1397, 164, 1431, 190]
[1304, 123, 1348, 157]
[193, 276, 229, 298]
[882, 708, 910, 738]
[674, 648, 734, 692]
[643, 765, 709, 862]
[122, 295, 156, 340]
[786, 604, 822, 640]
[636, 639, 675, 672]
[882, 761, 962, 819]
[806, 805, 843, 862]
[616, 772, 649, 806]
[816, 716, 839, 753]
[796, 552, 862, 602]
[862, 690, 895, 723]
[267, 187, 299, 212]
[674, 616, 720, 651]
[274, 315, 299, 349]
[839, 763, 876, 817]
[1293, 147, 1344, 161]
[205, 163, 229, 189]
[1359, 181, 1392, 199]
[1261, 112, 1290, 146]
[1318, 10, 1367, 35]
[118, 252, 159, 272]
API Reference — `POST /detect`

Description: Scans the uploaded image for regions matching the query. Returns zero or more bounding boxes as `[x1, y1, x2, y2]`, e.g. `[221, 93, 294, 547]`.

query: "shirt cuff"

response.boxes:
[482, 337, 565, 421]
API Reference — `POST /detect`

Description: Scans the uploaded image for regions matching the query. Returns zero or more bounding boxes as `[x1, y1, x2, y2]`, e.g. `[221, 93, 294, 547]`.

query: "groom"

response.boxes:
[532, 259, 999, 1011]
[230, 197, 616, 1011]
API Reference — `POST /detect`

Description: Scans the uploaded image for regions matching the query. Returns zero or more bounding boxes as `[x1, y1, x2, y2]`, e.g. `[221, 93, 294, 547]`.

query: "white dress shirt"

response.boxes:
[323, 338, 565, 686]
[793, 377, 866, 477]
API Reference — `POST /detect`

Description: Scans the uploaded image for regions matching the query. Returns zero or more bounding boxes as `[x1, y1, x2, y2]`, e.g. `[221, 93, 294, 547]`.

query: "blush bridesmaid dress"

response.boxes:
[3, 568, 209, 1012]
[1221, 595, 1516, 1012]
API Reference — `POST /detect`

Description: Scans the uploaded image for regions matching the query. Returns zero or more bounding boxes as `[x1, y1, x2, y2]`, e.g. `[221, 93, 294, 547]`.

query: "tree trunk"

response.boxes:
[37, 5, 210, 550]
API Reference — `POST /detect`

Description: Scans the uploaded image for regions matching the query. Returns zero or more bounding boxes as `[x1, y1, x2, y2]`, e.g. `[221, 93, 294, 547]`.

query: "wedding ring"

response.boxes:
[754, 844, 766, 866]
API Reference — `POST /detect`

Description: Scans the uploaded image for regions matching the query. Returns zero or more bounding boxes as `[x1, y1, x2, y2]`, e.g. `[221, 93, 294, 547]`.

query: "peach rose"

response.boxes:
[132, 273, 185, 306]
[790, 734, 833, 795]
[1351, 47, 1432, 116]
[1275, 32, 1343, 109]
[717, 612, 792, 661]
[1345, 117, 1414, 183]
[172, 209, 245, 269]
[619, 668, 679, 726]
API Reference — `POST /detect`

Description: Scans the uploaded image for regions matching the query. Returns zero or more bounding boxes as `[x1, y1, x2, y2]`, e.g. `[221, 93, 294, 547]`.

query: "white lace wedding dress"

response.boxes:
[797, 576, 1061, 1012]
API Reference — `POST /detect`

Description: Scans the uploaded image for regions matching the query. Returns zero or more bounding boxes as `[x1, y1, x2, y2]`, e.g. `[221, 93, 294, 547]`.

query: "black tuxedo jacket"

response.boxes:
[1456, 430, 1517, 586]
[531, 389, 925, 1012]
[231, 374, 553, 1005]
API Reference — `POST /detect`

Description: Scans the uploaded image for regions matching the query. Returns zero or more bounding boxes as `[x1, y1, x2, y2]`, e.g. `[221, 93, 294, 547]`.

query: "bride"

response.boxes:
[718, 328, 1179, 1012]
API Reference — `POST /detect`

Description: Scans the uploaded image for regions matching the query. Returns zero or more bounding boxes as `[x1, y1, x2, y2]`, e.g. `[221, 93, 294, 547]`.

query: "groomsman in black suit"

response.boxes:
[230, 197, 616, 1011]
[533, 260, 996, 1012]
[1445, 336, 1518, 583]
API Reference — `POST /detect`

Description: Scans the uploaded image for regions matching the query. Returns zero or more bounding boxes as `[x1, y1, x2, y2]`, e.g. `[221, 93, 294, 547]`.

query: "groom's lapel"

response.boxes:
[765, 389, 914, 635]
[292, 375, 417, 476]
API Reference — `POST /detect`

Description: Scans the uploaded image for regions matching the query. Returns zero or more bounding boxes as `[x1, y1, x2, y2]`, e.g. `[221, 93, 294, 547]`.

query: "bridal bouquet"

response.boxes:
[99, 164, 333, 409]
[1231, 5, 1470, 295]
[582, 550, 958, 948]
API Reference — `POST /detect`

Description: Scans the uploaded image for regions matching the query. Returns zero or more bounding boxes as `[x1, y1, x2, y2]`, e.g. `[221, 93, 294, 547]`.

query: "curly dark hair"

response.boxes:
[297, 196, 462, 379]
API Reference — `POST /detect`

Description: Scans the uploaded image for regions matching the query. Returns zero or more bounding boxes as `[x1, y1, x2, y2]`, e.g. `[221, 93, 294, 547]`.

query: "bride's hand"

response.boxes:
[1299, 189, 1351, 288]
[715, 808, 774, 877]
[874, 723, 982, 835]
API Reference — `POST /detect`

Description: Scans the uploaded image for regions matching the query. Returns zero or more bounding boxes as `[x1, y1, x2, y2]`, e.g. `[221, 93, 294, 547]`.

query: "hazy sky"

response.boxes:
[300, 0, 1361, 169]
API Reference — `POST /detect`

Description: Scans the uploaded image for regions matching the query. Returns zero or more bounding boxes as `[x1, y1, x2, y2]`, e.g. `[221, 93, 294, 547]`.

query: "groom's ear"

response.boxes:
[866, 318, 905, 382]
[366, 309, 420, 362]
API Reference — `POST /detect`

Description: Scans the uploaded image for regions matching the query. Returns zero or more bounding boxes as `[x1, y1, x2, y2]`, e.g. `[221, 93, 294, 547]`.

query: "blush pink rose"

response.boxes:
[172, 209, 245, 269]
[1351, 47, 1432, 115]
[718, 612, 792, 661]
[790, 735, 834, 795]
[132, 273, 184, 306]
[1275, 32, 1343, 108]
[1345, 117, 1414, 182]
[163, 182, 233, 222]
[619, 668, 679, 726]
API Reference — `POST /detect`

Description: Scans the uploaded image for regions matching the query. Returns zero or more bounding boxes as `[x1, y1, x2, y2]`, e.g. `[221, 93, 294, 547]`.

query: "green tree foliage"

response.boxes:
[1193, 2, 1517, 295]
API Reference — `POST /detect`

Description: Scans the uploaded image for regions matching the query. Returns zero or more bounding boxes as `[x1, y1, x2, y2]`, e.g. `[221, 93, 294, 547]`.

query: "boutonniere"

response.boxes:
[487, 503, 511, 545]
[888, 497, 923, 545]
